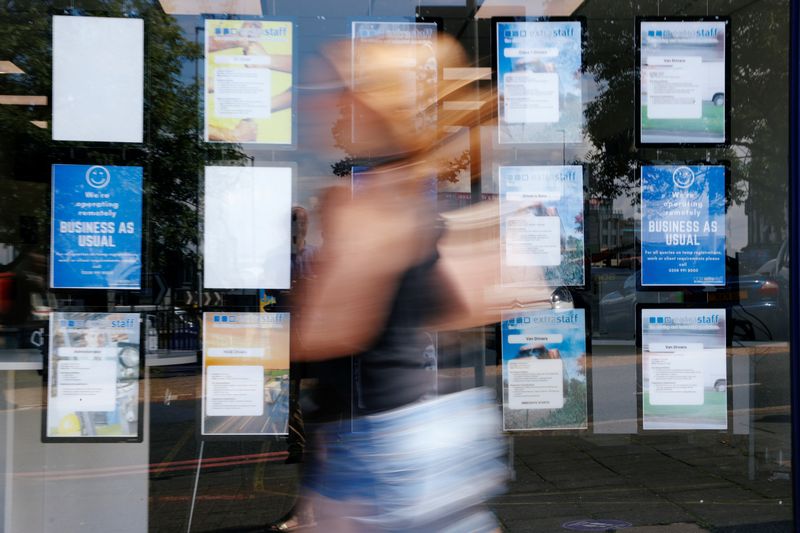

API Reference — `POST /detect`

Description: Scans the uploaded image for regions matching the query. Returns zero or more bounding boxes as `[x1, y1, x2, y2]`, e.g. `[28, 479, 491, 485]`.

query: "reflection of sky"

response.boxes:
[502, 309, 586, 381]
[500, 166, 583, 240]
[498, 21, 581, 98]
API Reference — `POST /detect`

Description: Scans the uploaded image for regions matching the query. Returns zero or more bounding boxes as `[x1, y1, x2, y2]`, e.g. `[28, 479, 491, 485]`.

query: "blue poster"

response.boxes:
[51, 164, 143, 289]
[499, 165, 585, 286]
[501, 308, 588, 431]
[641, 165, 725, 286]
[496, 20, 583, 144]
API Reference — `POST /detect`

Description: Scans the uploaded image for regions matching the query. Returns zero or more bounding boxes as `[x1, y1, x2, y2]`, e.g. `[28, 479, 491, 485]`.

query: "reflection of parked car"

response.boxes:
[599, 269, 786, 342]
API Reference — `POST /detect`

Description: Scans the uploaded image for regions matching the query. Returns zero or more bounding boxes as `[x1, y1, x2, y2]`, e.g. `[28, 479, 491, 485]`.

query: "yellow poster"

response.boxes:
[204, 19, 293, 144]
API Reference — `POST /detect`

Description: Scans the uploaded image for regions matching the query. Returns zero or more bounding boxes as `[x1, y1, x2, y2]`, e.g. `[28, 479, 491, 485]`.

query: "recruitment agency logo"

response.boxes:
[672, 166, 695, 189]
[85, 165, 111, 189]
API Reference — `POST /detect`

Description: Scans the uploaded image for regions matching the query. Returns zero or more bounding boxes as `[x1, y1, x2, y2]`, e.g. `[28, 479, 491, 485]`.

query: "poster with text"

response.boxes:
[51, 164, 142, 289]
[500, 165, 585, 286]
[203, 166, 291, 289]
[639, 19, 728, 145]
[641, 165, 725, 286]
[202, 312, 290, 436]
[46, 312, 141, 440]
[496, 20, 582, 144]
[642, 308, 727, 430]
[351, 21, 438, 143]
[205, 19, 293, 144]
[52, 15, 144, 143]
[501, 308, 587, 431]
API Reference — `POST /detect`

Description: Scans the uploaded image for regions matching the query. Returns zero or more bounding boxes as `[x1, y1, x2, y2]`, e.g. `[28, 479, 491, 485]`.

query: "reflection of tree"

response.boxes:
[0, 1, 249, 289]
[580, 3, 786, 231]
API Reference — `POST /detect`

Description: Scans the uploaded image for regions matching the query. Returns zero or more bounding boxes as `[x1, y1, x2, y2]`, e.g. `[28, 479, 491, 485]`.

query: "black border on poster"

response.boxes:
[490, 16, 587, 147]
[634, 303, 733, 433]
[499, 305, 593, 435]
[635, 16, 732, 148]
[788, 0, 800, 524]
[41, 312, 145, 443]
[201, 16, 299, 149]
[197, 311, 291, 442]
[636, 160, 731, 291]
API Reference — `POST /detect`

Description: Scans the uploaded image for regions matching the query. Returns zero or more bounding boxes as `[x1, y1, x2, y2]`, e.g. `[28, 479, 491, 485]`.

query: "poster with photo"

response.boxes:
[52, 15, 144, 143]
[499, 165, 585, 286]
[205, 19, 293, 144]
[51, 164, 142, 289]
[641, 307, 728, 430]
[641, 164, 726, 286]
[501, 308, 588, 431]
[45, 312, 142, 441]
[202, 312, 290, 436]
[351, 21, 438, 143]
[203, 166, 292, 289]
[494, 19, 583, 144]
[638, 18, 729, 145]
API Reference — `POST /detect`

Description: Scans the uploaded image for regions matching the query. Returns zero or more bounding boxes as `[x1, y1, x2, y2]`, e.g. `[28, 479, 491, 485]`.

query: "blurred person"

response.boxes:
[289, 35, 555, 533]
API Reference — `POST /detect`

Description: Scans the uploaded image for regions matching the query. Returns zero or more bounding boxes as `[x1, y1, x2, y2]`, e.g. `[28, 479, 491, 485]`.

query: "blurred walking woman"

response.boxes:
[293, 34, 552, 533]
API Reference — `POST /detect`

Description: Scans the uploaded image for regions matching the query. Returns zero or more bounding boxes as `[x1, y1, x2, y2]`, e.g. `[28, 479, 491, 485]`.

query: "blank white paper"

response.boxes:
[203, 166, 292, 289]
[52, 15, 144, 143]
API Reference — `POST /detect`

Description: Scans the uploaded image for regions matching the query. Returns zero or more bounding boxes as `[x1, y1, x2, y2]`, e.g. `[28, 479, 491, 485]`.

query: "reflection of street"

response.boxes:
[203, 377, 289, 435]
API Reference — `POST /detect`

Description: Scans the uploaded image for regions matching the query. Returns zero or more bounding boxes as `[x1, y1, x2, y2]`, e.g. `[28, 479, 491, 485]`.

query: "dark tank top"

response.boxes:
[354, 221, 451, 415]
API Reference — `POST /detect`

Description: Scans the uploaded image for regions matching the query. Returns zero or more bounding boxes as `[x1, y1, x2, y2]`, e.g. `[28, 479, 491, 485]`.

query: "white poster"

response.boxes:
[52, 16, 144, 143]
[203, 166, 292, 289]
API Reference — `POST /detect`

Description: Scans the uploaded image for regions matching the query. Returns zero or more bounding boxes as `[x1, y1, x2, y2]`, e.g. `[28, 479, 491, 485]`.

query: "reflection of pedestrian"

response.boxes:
[286, 34, 556, 533]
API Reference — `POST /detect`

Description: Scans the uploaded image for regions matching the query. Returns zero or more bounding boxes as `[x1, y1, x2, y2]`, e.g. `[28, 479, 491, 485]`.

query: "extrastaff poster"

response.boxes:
[51, 164, 142, 289]
[501, 308, 588, 431]
[496, 20, 583, 144]
[641, 164, 726, 286]
[46, 312, 142, 440]
[202, 312, 290, 436]
[205, 19, 293, 144]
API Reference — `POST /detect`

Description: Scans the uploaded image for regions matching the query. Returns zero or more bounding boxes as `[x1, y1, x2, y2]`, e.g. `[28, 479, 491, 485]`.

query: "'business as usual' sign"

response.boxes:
[641, 164, 726, 286]
[51, 164, 142, 289]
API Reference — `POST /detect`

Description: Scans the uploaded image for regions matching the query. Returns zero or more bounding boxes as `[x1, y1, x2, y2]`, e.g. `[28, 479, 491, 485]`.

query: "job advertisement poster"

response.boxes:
[202, 312, 290, 436]
[205, 19, 293, 144]
[51, 164, 142, 289]
[500, 165, 585, 286]
[642, 308, 727, 430]
[203, 166, 292, 289]
[641, 165, 725, 286]
[496, 20, 583, 144]
[351, 21, 438, 143]
[639, 19, 728, 145]
[46, 312, 141, 440]
[501, 308, 587, 431]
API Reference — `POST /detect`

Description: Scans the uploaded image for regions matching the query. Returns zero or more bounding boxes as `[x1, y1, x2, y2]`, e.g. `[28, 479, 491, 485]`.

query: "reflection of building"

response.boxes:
[586, 200, 636, 266]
